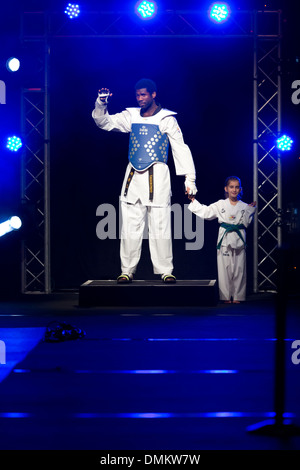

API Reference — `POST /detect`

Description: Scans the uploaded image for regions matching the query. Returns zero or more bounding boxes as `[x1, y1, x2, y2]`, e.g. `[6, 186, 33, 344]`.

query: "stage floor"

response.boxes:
[0, 291, 299, 453]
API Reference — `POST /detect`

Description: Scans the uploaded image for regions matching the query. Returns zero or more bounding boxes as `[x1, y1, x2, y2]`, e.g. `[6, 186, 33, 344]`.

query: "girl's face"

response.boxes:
[225, 179, 241, 200]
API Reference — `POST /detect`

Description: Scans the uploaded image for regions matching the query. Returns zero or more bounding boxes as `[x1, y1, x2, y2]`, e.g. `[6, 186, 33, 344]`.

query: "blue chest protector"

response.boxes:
[128, 123, 169, 171]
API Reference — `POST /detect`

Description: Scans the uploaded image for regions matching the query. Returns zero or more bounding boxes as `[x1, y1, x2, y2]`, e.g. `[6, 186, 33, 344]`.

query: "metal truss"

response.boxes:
[253, 11, 282, 292]
[21, 9, 281, 39]
[21, 33, 51, 293]
[20, 9, 281, 293]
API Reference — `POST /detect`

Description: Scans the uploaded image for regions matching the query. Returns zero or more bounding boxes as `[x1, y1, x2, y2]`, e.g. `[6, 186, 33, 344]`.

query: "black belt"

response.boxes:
[148, 166, 153, 201]
[124, 168, 135, 197]
[124, 166, 154, 202]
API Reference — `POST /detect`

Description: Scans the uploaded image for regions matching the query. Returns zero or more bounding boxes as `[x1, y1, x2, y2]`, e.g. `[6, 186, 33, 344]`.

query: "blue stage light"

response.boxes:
[209, 3, 231, 23]
[135, 1, 157, 20]
[6, 57, 20, 72]
[0, 217, 22, 238]
[276, 134, 293, 151]
[64, 3, 80, 19]
[6, 136, 22, 152]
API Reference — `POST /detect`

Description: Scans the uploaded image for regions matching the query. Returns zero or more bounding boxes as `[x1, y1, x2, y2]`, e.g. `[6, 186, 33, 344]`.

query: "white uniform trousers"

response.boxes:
[120, 200, 173, 276]
[217, 246, 246, 301]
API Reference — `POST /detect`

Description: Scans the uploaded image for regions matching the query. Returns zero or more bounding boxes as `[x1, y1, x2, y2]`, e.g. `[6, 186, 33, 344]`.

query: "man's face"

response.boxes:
[136, 88, 156, 110]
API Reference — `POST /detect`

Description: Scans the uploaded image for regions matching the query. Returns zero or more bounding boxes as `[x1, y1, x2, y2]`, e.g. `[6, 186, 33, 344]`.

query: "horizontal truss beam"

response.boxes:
[21, 10, 281, 40]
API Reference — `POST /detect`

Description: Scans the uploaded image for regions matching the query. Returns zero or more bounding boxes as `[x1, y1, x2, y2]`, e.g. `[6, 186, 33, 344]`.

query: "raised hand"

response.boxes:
[98, 88, 113, 104]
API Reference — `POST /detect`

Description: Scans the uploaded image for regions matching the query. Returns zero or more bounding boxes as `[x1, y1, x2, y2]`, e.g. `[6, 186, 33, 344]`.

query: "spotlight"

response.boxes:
[6, 136, 22, 152]
[6, 57, 20, 72]
[64, 3, 80, 19]
[276, 134, 293, 151]
[135, 1, 158, 20]
[9, 216, 22, 230]
[0, 217, 22, 238]
[209, 3, 231, 23]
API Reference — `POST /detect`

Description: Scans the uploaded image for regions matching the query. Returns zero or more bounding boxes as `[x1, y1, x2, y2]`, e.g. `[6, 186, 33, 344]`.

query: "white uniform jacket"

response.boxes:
[188, 198, 256, 249]
[92, 100, 196, 207]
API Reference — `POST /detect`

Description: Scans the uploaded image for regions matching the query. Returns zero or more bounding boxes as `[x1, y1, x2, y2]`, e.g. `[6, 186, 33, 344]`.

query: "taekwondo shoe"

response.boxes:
[161, 274, 176, 283]
[117, 273, 133, 283]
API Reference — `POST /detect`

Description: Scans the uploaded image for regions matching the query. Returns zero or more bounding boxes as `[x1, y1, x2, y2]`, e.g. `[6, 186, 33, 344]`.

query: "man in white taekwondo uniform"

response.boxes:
[92, 78, 197, 283]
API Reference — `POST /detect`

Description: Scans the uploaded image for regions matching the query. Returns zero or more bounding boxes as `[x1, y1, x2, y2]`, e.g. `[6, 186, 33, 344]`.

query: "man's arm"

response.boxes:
[92, 88, 132, 133]
[161, 116, 197, 195]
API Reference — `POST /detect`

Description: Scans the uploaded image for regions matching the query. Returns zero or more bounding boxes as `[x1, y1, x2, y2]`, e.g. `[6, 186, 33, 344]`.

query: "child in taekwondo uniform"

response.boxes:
[187, 176, 256, 303]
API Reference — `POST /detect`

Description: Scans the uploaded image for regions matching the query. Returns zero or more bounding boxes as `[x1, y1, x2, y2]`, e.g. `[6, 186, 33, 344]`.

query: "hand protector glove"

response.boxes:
[97, 88, 111, 105]
[184, 174, 198, 196]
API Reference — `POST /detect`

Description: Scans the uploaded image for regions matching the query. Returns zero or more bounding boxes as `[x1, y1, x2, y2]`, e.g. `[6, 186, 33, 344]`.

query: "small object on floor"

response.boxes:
[117, 273, 132, 283]
[44, 321, 86, 342]
[162, 274, 176, 283]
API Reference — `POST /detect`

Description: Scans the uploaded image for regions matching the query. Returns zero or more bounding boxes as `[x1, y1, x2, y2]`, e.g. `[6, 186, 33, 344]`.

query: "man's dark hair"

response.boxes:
[135, 78, 157, 94]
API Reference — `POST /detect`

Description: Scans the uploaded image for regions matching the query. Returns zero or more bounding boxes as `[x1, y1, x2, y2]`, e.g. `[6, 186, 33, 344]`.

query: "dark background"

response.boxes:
[0, 0, 299, 295]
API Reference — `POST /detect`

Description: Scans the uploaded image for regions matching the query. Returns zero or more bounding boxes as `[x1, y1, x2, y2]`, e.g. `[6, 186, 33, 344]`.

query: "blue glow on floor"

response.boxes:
[200, 370, 238, 374]
[0, 411, 294, 419]
[108, 338, 292, 342]
[0, 328, 46, 383]
[99, 369, 239, 374]
[74, 411, 295, 419]
[247, 418, 295, 431]
[13, 369, 239, 374]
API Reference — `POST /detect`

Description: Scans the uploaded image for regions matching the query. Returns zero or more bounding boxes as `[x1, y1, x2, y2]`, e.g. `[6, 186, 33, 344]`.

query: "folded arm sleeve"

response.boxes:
[161, 116, 196, 176]
[92, 100, 132, 133]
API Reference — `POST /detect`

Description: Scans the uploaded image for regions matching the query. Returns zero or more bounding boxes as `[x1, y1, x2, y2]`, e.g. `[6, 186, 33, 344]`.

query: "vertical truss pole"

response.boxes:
[21, 12, 51, 293]
[253, 10, 282, 293]
[44, 14, 51, 293]
[253, 11, 258, 293]
[277, 13, 282, 249]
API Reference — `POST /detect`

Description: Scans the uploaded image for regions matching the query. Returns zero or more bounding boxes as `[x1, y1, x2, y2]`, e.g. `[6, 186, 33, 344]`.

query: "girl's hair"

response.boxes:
[224, 176, 243, 199]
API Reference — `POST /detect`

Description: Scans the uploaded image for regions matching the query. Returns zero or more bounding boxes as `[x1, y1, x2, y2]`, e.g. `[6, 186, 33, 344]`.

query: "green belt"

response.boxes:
[217, 222, 246, 250]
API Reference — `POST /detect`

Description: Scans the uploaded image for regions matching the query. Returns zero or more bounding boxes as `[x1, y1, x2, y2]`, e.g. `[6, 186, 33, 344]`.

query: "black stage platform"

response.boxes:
[79, 279, 218, 307]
